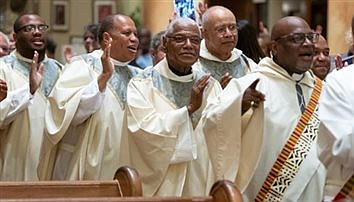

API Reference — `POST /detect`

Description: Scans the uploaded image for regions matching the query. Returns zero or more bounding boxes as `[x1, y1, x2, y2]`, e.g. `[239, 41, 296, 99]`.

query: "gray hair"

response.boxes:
[150, 30, 165, 50]
[165, 17, 201, 36]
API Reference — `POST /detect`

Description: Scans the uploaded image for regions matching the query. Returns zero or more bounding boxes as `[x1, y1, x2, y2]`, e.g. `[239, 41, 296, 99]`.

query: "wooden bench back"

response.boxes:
[0, 166, 142, 199]
[0, 179, 242, 202]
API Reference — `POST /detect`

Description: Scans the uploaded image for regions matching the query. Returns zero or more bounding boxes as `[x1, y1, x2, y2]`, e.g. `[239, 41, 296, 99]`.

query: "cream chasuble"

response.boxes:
[318, 64, 354, 202]
[202, 57, 326, 201]
[0, 52, 62, 180]
[119, 58, 222, 196]
[193, 39, 258, 81]
[38, 50, 141, 180]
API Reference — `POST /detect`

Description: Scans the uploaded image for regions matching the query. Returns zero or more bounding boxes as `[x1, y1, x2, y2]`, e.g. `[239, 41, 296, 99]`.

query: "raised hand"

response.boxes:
[0, 79, 8, 101]
[219, 72, 232, 89]
[98, 36, 113, 92]
[196, 2, 208, 21]
[187, 74, 210, 115]
[29, 51, 44, 95]
[242, 79, 265, 115]
[335, 54, 344, 70]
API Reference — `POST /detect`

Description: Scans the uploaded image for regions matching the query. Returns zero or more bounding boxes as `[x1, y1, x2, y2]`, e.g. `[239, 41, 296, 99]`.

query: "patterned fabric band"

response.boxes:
[333, 174, 354, 201]
[255, 78, 322, 202]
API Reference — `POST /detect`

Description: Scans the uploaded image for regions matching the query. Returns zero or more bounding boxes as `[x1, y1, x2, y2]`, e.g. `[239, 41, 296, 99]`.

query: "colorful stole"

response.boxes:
[333, 174, 354, 201]
[255, 78, 322, 202]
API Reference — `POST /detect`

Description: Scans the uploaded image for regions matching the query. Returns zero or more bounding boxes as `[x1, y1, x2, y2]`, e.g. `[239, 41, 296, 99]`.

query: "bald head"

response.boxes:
[202, 6, 236, 30]
[271, 16, 311, 41]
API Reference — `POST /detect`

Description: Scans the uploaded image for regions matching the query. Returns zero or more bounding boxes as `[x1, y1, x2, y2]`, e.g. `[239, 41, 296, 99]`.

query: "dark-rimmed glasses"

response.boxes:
[15, 24, 49, 33]
[166, 35, 201, 45]
[274, 32, 319, 44]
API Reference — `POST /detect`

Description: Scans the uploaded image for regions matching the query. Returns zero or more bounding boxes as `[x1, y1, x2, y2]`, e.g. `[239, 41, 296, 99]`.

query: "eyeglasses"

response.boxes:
[215, 24, 238, 36]
[274, 32, 319, 44]
[314, 47, 330, 57]
[15, 24, 49, 33]
[166, 35, 201, 45]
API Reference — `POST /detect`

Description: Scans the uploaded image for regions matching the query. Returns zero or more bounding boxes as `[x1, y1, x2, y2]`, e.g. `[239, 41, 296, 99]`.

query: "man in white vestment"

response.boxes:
[0, 14, 62, 180]
[38, 14, 141, 180]
[119, 17, 223, 196]
[202, 16, 326, 201]
[318, 64, 354, 202]
[317, 16, 354, 202]
[194, 6, 257, 89]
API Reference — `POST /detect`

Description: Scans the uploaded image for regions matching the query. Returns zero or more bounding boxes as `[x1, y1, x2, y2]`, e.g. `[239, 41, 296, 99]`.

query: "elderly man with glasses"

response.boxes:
[0, 14, 62, 181]
[119, 17, 223, 196]
[194, 6, 258, 89]
[201, 16, 326, 201]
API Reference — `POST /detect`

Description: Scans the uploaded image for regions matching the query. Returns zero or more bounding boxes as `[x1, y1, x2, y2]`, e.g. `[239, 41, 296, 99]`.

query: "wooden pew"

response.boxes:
[0, 179, 243, 202]
[0, 166, 142, 199]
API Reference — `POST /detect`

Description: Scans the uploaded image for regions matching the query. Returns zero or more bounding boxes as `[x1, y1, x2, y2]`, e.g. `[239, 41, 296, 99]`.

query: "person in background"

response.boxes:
[83, 23, 100, 53]
[0, 31, 10, 57]
[46, 35, 57, 59]
[311, 35, 331, 80]
[150, 30, 166, 66]
[130, 27, 152, 69]
[335, 16, 354, 69]
[258, 32, 272, 57]
[202, 16, 325, 201]
[236, 19, 265, 63]
[195, 6, 257, 89]
[7, 31, 16, 53]
[38, 14, 141, 181]
[63, 24, 100, 62]
[0, 14, 62, 181]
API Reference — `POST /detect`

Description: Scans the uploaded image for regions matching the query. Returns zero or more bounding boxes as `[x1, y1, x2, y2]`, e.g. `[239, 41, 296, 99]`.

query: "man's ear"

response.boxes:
[270, 42, 277, 57]
[102, 32, 111, 42]
[201, 27, 207, 39]
[162, 36, 167, 52]
[13, 33, 17, 42]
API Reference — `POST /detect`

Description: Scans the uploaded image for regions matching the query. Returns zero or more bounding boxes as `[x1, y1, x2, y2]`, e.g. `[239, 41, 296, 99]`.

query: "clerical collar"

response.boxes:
[14, 50, 47, 64]
[292, 73, 305, 82]
[110, 57, 130, 67]
[200, 39, 242, 63]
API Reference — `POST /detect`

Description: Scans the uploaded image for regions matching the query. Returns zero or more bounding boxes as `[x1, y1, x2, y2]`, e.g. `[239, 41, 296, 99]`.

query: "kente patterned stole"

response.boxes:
[255, 77, 322, 202]
[333, 174, 354, 201]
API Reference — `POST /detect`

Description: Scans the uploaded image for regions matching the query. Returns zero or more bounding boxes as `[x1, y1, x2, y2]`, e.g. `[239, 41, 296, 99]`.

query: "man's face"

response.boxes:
[164, 21, 200, 71]
[138, 28, 151, 53]
[311, 36, 330, 80]
[0, 36, 9, 57]
[14, 15, 48, 57]
[273, 23, 316, 75]
[151, 42, 165, 66]
[83, 31, 99, 53]
[202, 9, 237, 60]
[108, 16, 139, 62]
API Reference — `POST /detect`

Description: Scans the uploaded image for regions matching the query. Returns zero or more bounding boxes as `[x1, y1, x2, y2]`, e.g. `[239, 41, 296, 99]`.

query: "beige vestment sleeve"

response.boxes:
[202, 75, 264, 191]
[123, 77, 194, 196]
[38, 57, 96, 179]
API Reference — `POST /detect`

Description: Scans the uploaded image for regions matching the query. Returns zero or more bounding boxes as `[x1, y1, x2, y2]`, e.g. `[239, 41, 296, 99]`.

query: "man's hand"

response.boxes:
[0, 79, 8, 101]
[335, 54, 344, 70]
[98, 36, 113, 92]
[242, 79, 265, 115]
[196, 2, 208, 21]
[219, 72, 232, 89]
[187, 74, 210, 115]
[29, 51, 44, 95]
